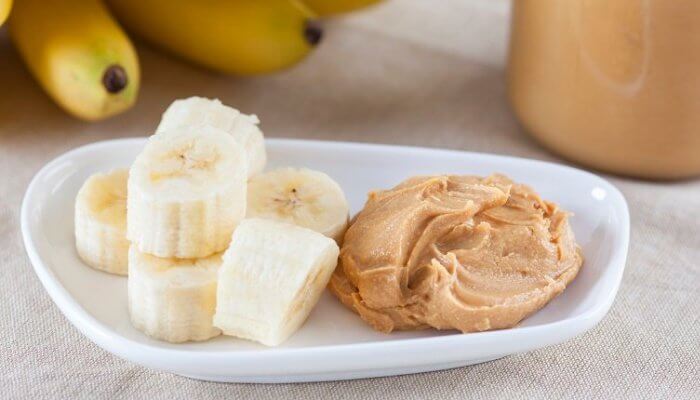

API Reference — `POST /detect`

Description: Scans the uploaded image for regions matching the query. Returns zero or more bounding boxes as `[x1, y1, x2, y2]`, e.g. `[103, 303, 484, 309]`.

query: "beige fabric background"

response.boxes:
[1, 1, 698, 399]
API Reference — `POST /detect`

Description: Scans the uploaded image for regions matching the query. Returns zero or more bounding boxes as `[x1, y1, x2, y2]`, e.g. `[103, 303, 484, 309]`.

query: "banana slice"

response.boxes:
[74, 168, 129, 275]
[246, 167, 350, 243]
[128, 246, 222, 343]
[213, 218, 340, 346]
[156, 96, 266, 177]
[127, 125, 248, 259]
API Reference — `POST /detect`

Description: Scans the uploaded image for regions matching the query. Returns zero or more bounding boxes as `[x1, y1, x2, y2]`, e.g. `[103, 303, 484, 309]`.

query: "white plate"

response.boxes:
[21, 138, 629, 383]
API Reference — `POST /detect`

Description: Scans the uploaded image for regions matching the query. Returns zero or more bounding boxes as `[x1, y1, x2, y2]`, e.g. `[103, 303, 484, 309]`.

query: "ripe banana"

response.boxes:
[106, 0, 323, 75]
[302, 0, 383, 16]
[74, 169, 129, 275]
[9, 0, 139, 121]
[128, 246, 222, 343]
[157, 97, 267, 177]
[247, 168, 349, 242]
[127, 125, 248, 259]
[213, 218, 339, 346]
[0, 0, 11, 27]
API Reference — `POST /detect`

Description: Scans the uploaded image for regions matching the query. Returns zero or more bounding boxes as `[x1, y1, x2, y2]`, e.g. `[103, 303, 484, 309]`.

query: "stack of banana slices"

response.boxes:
[74, 96, 349, 346]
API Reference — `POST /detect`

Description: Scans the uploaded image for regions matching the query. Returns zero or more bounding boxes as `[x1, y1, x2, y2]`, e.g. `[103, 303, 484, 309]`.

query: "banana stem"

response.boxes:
[304, 21, 323, 46]
[102, 65, 128, 94]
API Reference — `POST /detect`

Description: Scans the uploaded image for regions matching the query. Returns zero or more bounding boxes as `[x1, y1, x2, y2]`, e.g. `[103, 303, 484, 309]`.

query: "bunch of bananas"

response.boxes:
[0, 0, 382, 121]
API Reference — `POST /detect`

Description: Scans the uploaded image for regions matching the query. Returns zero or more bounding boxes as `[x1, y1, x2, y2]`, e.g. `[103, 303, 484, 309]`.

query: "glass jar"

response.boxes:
[508, 0, 700, 179]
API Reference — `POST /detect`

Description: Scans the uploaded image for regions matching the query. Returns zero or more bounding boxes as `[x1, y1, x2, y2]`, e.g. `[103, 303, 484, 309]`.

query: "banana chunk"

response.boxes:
[246, 168, 349, 243]
[214, 218, 340, 346]
[156, 97, 266, 177]
[128, 125, 248, 258]
[75, 168, 129, 275]
[128, 247, 222, 343]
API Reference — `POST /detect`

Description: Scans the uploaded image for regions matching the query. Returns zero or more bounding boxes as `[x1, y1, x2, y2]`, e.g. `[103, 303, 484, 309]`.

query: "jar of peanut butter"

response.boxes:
[507, 0, 700, 179]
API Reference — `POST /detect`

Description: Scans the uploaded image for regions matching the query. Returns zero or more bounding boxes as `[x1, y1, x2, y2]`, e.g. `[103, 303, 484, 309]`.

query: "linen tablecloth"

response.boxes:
[1, 1, 698, 398]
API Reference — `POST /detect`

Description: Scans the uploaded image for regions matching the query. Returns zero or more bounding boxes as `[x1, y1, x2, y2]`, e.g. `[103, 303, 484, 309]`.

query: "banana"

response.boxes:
[106, 0, 322, 75]
[127, 125, 248, 259]
[213, 218, 339, 346]
[128, 246, 222, 343]
[246, 168, 349, 242]
[9, 0, 139, 121]
[0, 0, 11, 27]
[74, 169, 129, 275]
[157, 97, 267, 177]
[302, 0, 383, 16]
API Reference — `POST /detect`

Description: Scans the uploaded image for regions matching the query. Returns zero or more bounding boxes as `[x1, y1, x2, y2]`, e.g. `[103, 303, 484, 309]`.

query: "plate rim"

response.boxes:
[21, 137, 630, 378]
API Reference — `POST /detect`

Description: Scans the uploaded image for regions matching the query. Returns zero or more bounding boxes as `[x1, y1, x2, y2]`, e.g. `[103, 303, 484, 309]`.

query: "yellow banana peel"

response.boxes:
[107, 0, 322, 75]
[9, 0, 140, 121]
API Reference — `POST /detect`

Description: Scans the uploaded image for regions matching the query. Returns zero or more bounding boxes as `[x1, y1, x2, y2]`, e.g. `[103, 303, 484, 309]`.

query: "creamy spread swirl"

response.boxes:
[330, 174, 583, 333]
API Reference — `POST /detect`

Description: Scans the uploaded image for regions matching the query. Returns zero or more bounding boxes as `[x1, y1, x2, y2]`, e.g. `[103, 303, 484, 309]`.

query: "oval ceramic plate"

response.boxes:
[21, 138, 629, 383]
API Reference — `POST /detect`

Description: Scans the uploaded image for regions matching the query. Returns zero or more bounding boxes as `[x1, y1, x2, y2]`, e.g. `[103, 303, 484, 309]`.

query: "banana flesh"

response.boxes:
[214, 218, 339, 346]
[70, 94, 352, 346]
[157, 97, 267, 177]
[74, 169, 130, 275]
[247, 168, 349, 242]
[127, 125, 248, 259]
[128, 246, 222, 343]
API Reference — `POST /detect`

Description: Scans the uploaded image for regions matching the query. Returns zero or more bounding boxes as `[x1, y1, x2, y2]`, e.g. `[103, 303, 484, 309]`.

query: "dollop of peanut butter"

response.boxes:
[329, 174, 583, 333]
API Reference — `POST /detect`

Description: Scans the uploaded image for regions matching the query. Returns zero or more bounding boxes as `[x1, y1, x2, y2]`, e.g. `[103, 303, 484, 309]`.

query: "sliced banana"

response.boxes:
[213, 218, 340, 346]
[156, 96, 266, 177]
[127, 125, 248, 259]
[128, 246, 222, 343]
[246, 167, 350, 243]
[74, 168, 129, 275]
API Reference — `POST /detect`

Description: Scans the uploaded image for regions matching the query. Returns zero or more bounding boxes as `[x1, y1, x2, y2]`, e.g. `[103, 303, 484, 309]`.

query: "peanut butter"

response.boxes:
[329, 174, 583, 333]
[508, 0, 700, 179]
